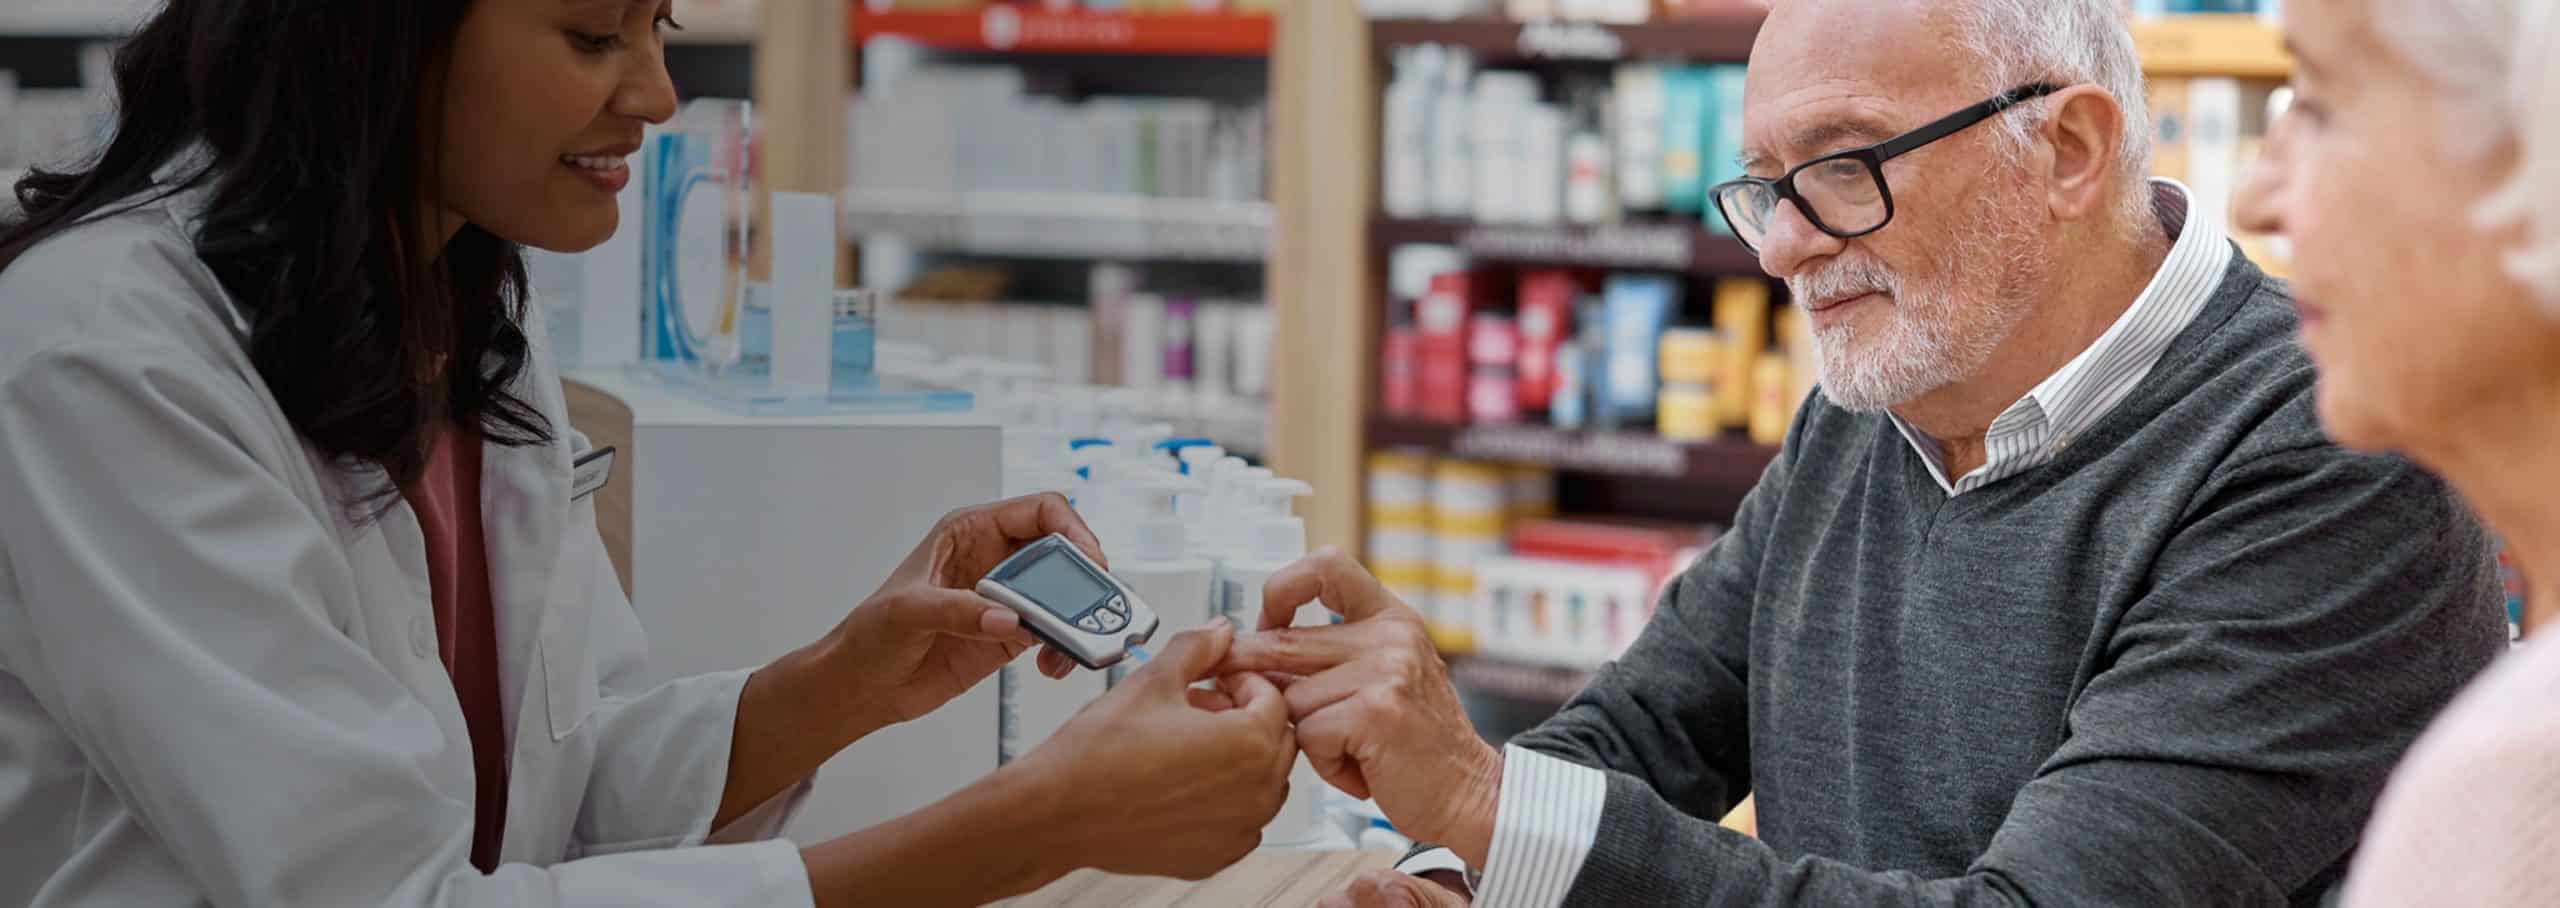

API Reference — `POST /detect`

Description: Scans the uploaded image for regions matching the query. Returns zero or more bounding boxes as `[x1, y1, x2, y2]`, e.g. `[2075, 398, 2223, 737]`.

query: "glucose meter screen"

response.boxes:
[1011, 554, 1110, 617]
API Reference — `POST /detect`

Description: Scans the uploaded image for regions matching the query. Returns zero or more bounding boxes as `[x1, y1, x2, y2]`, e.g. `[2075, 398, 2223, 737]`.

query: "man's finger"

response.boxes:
[1257, 549, 1401, 631]
[1217, 622, 1396, 677]
[1134, 619, 1236, 687]
[1276, 663, 1376, 723]
[1187, 687, 1240, 712]
[1293, 701, 1373, 800]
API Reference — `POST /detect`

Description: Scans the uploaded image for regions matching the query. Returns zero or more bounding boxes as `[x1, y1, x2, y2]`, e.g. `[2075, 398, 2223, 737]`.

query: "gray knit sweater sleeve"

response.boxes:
[1510, 436, 2501, 906]
[1503, 420, 1790, 825]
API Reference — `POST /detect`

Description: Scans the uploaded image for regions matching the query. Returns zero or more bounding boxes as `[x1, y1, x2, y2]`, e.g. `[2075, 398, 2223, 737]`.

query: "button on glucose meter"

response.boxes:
[976, 534, 1161, 670]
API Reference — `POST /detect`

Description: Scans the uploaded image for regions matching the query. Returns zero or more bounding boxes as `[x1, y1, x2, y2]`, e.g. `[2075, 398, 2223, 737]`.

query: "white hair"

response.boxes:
[2387, 0, 2560, 305]
[1946, 0, 2154, 211]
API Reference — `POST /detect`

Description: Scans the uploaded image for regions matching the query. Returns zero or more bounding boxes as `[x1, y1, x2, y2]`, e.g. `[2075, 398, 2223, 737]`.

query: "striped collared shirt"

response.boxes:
[1893, 179, 2233, 495]
[1470, 179, 2236, 908]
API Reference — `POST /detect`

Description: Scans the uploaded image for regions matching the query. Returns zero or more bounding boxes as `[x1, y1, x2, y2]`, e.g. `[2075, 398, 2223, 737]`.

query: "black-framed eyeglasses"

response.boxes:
[1711, 83, 2064, 253]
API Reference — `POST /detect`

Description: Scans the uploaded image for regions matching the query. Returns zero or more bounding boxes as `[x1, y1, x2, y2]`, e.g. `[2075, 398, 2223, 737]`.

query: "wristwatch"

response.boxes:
[1394, 842, 1482, 898]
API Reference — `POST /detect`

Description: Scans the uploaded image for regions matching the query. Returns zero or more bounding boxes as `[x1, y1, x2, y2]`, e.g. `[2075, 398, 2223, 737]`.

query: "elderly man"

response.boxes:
[1226, 1, 2510, 906]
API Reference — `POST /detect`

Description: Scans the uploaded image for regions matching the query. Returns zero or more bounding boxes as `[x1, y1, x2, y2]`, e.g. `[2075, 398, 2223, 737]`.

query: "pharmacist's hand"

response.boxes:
[1020, 620, 1296, 880]
[830, 494, 1105, 728]
[1214, 550, 1505, 865]
[1319, 869, 1472, 908]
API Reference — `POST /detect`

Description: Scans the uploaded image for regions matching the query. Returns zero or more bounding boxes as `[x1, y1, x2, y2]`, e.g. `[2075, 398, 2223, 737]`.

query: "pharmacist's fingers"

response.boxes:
[977, 492, 1108, 569]
[1037, 646, 1076, 679]
[1137, 619, 1237, 689]
[1258, 549, 1405, 630]
[1187, 687, 1240, 712]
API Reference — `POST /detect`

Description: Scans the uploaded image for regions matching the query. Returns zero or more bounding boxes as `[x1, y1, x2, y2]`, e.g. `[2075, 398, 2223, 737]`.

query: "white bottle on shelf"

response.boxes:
[1117, 477, 1218, 640]
[1428, 50, 1477, 219]
[1220, 477, 1319, 630]
[1383, 46, 1438, 220]
[1219, 476, 1334, 848]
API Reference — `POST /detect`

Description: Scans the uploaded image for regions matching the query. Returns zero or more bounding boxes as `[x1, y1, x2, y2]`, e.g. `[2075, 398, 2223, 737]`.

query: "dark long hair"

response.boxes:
[0, 0, 551, 513]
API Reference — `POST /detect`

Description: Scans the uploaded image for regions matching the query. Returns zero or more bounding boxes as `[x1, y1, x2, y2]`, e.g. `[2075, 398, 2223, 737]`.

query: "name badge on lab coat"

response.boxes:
[572, 446, 615, 502]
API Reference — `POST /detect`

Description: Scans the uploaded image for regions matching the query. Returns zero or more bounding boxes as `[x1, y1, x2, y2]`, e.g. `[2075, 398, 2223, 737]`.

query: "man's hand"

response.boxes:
[826, 493, 1104, 732]
[1318, 869, 1472, 908]
[1213, 550, 1505, 864]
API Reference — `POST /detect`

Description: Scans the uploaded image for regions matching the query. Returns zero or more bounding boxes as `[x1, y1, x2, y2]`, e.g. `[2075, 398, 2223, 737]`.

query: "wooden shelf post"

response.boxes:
[1269, 0, 1376, 556]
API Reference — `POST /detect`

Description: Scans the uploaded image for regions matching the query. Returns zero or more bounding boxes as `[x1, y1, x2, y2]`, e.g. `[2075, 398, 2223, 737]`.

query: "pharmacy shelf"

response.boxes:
[1368, 417, 1776, 488]
[1448, 655, 1596, 708]
[1373, 217, 1760, 276]
[1368, 14, 1761, 64]
[2130, 14, 2290, 79]
[851, 8, 1273, 57]
[844, 189, 1273, 263]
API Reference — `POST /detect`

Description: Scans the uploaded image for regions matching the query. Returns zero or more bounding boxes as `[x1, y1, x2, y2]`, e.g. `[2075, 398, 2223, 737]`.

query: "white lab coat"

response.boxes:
[0, 177, 818, 906]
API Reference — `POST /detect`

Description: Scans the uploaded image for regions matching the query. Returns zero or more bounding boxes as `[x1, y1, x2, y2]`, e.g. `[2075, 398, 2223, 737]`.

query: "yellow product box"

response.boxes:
[1659, 384, 1720, 442]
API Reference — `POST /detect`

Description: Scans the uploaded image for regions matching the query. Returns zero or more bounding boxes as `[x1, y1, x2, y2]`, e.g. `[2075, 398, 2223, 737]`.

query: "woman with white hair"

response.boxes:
[2235, 0, 2560, 904]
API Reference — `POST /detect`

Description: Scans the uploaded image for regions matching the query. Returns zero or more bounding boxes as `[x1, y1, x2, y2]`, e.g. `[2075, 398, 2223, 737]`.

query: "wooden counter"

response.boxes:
[994, 850, 1399, 908]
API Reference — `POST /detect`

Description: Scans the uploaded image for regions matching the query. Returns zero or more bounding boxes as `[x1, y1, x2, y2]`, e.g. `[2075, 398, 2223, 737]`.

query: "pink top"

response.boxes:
[2341, 632, 2559, 907]
[399, 423, 510, 873]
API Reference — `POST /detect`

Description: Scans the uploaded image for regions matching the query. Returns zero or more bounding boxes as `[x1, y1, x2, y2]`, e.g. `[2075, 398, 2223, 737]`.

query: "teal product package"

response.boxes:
[1659, 67, 1713, 214]
[1703, 65, 1750, 236]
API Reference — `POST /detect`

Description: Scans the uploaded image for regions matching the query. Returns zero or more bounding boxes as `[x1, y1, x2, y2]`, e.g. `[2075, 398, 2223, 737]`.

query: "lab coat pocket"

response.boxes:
[539, 525, 601, 742]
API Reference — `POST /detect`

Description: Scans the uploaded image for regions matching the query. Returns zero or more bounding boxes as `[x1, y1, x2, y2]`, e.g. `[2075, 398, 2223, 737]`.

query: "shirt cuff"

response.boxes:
[1473, 745, 1607, 908]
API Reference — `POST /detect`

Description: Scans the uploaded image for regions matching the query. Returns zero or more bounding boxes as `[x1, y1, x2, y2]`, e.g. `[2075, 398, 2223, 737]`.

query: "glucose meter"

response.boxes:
[976, 534, 1160, 670]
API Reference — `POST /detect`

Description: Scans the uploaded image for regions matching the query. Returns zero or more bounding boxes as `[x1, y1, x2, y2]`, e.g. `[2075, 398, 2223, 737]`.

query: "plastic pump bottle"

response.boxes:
[995, 389, 1102, 767]
[1116, 476, 1218, 639]
[1220, 478, 1318, 629]
[1219, 476, 1331, 847]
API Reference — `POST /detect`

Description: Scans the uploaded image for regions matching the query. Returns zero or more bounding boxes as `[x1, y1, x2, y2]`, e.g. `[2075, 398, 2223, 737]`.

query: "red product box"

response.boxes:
[1416, 270, 1480, 423]
[1509, 518, 1722, 593]
[1516, 270, 1583, 412]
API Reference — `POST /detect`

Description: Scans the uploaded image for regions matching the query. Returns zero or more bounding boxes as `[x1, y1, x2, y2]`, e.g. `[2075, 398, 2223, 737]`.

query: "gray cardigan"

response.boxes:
[1511, 252, 2508, 907]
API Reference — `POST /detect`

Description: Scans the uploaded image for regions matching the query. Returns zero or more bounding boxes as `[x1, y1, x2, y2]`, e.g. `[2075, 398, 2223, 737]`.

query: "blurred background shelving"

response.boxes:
[0, 0, 2301, 726]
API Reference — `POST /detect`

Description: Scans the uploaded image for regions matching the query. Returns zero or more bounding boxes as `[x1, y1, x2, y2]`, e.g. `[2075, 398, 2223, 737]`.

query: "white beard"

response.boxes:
[1792, 198, 2043, 413]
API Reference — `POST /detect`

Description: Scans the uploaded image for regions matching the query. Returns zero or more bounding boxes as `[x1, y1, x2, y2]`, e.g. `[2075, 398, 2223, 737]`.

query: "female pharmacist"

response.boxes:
[0, 1, 1294, 906]
[2234, 0, 2560, 903]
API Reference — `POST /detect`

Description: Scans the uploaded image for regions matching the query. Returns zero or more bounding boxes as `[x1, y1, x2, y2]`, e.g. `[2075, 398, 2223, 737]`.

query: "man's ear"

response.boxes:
[2039, 85, 2129, 222]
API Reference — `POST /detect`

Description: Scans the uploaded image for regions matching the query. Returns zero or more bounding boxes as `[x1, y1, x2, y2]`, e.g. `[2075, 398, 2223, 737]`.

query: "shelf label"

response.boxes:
[978, 6, 1142, 50]
[1452, 426, 1687, 478]
[1515, 21, 1627, 60]
[1459, 223, 1694, 270]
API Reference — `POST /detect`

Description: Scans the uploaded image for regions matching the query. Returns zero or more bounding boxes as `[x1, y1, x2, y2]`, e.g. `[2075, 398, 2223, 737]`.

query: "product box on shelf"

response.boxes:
[1418, 269, 1500, 423]
[1600, 273, 1678, 425]
[1468, 516, 1721, 668]
[1516, 270, 1588, 413]
[1711, 279, 1769, 428]
[1473, 555, 1655, 670]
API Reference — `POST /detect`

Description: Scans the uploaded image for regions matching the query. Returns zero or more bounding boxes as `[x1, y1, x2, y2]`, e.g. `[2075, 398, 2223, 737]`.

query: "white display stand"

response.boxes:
[567, 369, 1004, 844]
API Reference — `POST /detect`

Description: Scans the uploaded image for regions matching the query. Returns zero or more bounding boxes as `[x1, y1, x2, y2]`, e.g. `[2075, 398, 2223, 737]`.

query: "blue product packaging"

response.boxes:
[1602, 275, 1679, 423]
[1659, 67, 1713, 214]
[1551, 344, 1589, 429]
[642, 99, 754, 370]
